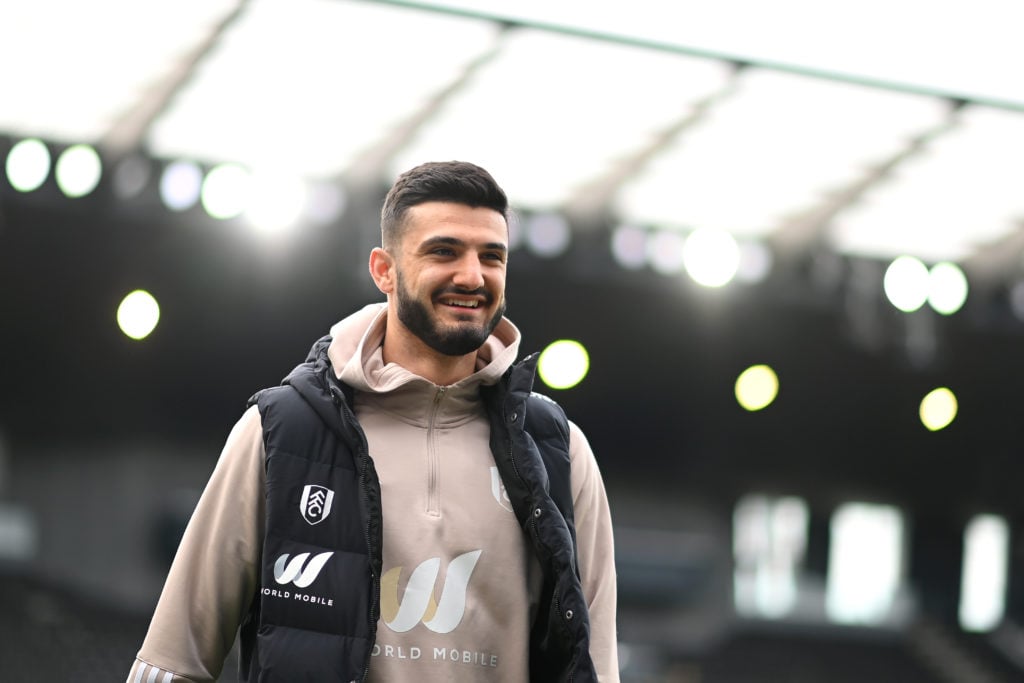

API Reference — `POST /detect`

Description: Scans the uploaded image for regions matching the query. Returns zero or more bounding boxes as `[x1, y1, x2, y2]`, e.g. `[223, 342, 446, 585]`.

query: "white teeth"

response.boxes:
[444, 299, 479, 308]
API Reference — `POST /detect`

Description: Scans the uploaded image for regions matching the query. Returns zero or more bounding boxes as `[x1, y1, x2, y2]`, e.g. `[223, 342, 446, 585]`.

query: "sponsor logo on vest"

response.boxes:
[299, 484, 334, 525]
[260, 585, 334, 607]
[274, 551, 333, 588]
[489, 467, 513, 512]
[381, 550, 482, 634]
[262, 551, 336, 607]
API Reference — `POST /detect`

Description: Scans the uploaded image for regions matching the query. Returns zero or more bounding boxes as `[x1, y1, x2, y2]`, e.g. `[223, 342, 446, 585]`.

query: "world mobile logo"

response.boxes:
[381, 550, 482, 634]
[262, 551, 336, 607]
[274, 551, 333, 588]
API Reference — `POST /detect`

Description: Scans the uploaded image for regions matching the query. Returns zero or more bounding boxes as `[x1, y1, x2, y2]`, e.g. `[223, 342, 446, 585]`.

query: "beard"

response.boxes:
[395, 273, 506, 357]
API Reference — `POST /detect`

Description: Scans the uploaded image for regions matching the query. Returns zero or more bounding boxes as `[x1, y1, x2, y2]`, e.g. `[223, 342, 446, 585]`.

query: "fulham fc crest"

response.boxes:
[300, 484, 335, 526]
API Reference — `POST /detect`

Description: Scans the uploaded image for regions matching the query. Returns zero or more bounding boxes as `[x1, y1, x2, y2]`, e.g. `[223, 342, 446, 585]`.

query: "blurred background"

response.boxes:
[2, 0, 1024, 680]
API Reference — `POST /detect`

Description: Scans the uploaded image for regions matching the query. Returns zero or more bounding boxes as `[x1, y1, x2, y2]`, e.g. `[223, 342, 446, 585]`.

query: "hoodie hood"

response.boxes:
[272, 334, 344, 435]
[271, 303, 522, 431]
[328, 302, 521, 394]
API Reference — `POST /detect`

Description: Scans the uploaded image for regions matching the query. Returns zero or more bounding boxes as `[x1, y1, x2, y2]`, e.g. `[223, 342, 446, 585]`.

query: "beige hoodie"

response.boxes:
[129, 303, 619, 682]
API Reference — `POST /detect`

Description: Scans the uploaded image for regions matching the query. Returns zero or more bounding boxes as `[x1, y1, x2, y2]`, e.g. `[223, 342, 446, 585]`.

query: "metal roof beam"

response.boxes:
[100, 0, 252, 158]
[360, 0, 1024, 114]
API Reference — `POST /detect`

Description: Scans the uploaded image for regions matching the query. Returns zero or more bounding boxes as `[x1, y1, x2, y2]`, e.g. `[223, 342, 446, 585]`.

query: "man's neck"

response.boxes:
[380, 317, 479, 387]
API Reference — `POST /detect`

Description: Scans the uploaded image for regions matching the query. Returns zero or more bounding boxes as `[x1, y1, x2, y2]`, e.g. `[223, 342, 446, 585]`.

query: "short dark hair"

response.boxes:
[380, 161, 509, 249]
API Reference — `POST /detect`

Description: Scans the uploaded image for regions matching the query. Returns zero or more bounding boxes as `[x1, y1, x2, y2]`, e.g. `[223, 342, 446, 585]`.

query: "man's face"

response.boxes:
[389, 201, 508, 357]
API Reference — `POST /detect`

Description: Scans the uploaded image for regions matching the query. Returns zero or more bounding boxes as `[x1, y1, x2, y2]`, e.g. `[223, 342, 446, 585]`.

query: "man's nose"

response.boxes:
[452, 255, 485, 289]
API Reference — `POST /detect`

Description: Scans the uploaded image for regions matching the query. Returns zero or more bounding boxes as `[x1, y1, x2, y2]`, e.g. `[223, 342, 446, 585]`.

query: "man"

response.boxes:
[127, 161, 618, 682]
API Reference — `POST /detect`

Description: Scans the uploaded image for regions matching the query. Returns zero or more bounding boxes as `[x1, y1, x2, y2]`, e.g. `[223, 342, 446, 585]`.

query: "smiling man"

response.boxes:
[127, 161, 619, 683]
[374, 199, 509, 381]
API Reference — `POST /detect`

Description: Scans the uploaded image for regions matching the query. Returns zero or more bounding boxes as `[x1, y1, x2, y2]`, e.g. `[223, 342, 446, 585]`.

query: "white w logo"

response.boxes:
[273, 551, 334, 588]
[381, 550, 482, 634]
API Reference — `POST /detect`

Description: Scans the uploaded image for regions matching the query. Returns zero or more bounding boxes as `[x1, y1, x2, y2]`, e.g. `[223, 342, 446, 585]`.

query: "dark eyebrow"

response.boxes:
[420, 236, 508, 253]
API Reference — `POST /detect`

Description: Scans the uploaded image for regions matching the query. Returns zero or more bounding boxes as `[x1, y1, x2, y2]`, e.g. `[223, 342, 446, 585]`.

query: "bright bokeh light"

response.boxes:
[201, 163, 252, 219]
[959, 514, 1009, 633]
[735, 364, 779, 411]
[524, 213, 571, 258]
[6, 138, 51, 192]
[683, 227, 740, 287]
[610, 225, 648, 270]
[116, 290, 161, 341]
[55, 144, 102, 198]
[826, 503, 904, 625]
[920, 387, 958, 431]
[883, 255, 929, 312]
[246, 172, 308, 237]
[928, 262, 969, 315]
[160, 161, 203, 211]
[537, 339, 590, 390]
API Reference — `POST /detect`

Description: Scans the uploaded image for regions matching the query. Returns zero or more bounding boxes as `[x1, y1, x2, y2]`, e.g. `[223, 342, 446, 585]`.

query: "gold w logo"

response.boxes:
[380, 550, 482, 634]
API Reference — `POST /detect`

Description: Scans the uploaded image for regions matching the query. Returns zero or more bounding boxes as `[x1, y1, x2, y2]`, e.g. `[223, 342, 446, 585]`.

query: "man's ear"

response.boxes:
[369, 247, 395, 294]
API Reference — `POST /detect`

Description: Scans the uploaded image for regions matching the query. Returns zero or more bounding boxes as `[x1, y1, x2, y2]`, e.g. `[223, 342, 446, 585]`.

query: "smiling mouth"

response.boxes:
[440, 298, 481, 309]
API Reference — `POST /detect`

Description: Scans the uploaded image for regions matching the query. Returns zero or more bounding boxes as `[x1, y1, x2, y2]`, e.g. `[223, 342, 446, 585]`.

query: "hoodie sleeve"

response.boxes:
[568, 421, 620, 682]
[127, 405, 266, 683]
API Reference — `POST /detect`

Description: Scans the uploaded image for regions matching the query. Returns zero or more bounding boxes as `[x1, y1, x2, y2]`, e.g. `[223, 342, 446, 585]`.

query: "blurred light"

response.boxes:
[390, 28, 730, 209]
[620, 69, 950, 247]
[112, 155, 152, 200]
[304, 182, 347, 226]
[0, 502, 37, 562]
[735, 364, 779, 411]
[826, 503, 904, 625]
[920, 387, 958, 431]
[959, 514, 1009, 633]
[610, 225, 648, 270]
[160, 161, 203, 211]
[117, 290, 161, 341]
[5, 138, 51, 192]
[1010, 281, 1024, 321]
[524, 212, 571, 258]
[735, 240, 773, 284]
[830, 107, 1024, 264]
[245, 172, 307, 237]
[507, 212, 523, 251]
[152, 1, 500, 179]
[55, 144, 102, 198]
[537, 339, 590, 390]
[201, 163, 251, 219]
[927, 262, 969, 315]
[733, 494, 808, 618]
[683, 228, 740, 287]
[883, 255, 929, 312]
[647, 230, 686, 275]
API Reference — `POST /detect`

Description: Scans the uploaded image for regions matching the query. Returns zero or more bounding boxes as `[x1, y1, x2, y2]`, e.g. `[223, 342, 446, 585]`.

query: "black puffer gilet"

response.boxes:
[238, 336, 596, 682]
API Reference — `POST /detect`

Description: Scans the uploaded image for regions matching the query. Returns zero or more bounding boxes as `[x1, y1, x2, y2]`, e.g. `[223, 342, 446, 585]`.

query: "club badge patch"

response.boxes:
[300, 484, 335, 525]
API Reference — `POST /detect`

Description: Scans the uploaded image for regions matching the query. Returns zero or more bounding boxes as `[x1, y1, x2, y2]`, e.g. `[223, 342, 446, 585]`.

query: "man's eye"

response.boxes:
[431, 248, 455, 256]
